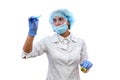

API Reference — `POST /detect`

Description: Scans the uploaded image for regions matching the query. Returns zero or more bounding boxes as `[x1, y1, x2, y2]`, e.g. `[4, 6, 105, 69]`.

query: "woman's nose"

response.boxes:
[55, 20, 61, 26]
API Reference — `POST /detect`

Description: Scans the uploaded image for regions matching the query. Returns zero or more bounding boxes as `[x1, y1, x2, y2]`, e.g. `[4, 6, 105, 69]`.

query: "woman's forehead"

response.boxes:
[53, 16, 65, 19]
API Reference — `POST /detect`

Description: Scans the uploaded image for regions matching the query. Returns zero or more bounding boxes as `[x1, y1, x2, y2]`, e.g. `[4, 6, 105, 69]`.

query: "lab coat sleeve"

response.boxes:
[21, 39, 47, 59]
[80, 40, 88, 64]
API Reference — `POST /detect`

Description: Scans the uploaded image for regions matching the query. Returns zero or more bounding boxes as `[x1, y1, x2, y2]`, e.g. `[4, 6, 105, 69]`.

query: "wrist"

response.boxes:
[28, 30, 37, 36]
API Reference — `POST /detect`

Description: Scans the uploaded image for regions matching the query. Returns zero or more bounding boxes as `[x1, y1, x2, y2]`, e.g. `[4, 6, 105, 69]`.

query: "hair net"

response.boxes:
[49, 9, 74, 29]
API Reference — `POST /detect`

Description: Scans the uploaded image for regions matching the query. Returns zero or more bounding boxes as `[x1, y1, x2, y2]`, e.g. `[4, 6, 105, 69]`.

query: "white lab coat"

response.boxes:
[22, 33, 88, 80]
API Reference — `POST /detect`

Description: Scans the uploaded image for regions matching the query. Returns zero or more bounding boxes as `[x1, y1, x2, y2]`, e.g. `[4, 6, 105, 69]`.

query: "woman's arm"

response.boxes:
[23, 35, 34, 53]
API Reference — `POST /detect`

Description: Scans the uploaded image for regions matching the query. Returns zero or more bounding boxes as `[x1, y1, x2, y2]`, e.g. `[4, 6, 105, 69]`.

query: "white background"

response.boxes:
[0, 0, 120, 80]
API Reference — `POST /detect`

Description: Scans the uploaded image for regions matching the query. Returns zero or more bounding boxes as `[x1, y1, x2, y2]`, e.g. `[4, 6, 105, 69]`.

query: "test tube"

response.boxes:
[81, 67, 87, 72]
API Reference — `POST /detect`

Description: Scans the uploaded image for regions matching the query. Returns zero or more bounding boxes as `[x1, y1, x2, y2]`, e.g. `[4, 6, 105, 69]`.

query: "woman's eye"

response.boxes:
[53, 19, 57, 22]
[59, 18, 63, 21]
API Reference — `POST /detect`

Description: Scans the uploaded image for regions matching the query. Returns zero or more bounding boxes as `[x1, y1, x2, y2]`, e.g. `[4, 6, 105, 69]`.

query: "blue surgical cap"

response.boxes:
[49, 9, 74, 29]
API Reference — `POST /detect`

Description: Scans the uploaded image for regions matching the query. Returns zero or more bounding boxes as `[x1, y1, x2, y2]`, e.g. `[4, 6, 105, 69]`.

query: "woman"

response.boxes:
[22, 9, 93, 80]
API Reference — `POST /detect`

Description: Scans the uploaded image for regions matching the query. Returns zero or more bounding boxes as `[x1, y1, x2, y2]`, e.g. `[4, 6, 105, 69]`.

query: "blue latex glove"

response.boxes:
[28, 16, 40, 36]
[80, 60, 93, 69]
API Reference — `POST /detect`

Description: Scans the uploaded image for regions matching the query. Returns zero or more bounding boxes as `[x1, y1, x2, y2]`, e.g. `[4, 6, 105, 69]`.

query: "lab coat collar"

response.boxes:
[50, 33, 78, 43]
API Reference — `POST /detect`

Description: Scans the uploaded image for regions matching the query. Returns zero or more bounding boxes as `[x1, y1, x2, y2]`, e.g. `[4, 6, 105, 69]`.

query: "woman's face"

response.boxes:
[52, 16, 67, 26]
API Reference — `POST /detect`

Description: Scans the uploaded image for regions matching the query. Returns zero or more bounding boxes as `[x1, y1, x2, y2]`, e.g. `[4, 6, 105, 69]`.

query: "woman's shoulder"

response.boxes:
[71, 34, 85, 43]
[41, 33, 57, 42]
